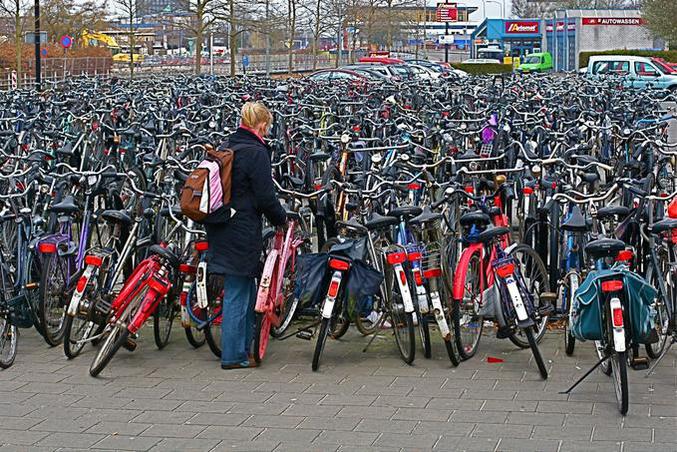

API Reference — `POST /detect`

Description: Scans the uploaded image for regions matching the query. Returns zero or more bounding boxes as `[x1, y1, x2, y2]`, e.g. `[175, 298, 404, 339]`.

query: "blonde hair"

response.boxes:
[241, 102, 273, 129]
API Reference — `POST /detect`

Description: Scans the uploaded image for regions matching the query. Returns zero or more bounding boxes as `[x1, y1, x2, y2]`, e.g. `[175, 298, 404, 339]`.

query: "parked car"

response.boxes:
[461, 58, 502, 64]
[342, 64, 414, 82]
[586, 55, 677, 90]
[307, 69, 371, 82]
[517, 52, 553, 73]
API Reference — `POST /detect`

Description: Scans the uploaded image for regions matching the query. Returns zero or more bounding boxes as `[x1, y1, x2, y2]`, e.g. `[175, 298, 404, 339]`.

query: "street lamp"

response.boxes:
[34, 0, 41, 90]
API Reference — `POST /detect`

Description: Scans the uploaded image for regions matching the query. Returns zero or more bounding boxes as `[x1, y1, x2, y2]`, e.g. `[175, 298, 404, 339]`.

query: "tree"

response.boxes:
[42, 0, 107, 45]
[642, 0, 677, 46]
[116, 0, 139, 79]
[511, 0, 559, 18]
[175, 0, 222, 74]
[286, 0, 297, 73]
[0, 0, 30, 87]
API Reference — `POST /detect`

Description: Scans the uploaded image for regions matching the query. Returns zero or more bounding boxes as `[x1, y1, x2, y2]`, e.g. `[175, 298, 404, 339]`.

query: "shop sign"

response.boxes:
[505, 21, 539, 34]
[545, 22, 575, 32]
[436, 4, 458, 22]
[582, 17, 645, 26]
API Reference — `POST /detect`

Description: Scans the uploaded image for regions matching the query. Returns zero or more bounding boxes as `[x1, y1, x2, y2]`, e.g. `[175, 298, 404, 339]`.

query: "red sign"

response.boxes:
[582, 17, 645, 26]
[545, 22, 575, 32]
[505, 21, 539, 34]
[436, 4, 458, 22]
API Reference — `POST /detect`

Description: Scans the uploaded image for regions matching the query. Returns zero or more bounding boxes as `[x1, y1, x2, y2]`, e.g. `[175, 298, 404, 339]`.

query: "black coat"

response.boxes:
[205, 128, 286, 277]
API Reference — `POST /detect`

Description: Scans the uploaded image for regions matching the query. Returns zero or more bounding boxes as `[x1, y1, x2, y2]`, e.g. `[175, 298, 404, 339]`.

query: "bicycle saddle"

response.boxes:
[364, 212, 399, 231]
[649, 218, 677, 234]
[149, 244, 180, 268]
[561, 205, 590, 232]
[100, 209, 132, 226]
[410, 206, 443, 226]
[460, 211, 491, 227]
[476, 226, 510, 243]
[336, 217, 368, 234]
[584, 238, 625, 260]
[581, 172, 599, 184]
[389, 205, 422, 219]
[308, 152, 331, 162]
[50, 195, 79, 214]
[597, 205, 630, 221]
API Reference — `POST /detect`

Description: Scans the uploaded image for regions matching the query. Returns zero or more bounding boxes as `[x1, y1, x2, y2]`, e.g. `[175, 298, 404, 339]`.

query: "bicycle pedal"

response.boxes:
[122, 338, 137, 352]
[630, 357, 649, 370]
[539, 292, 558, 303]
[538, 304, 555, 316]
[296, 330, 313, 340]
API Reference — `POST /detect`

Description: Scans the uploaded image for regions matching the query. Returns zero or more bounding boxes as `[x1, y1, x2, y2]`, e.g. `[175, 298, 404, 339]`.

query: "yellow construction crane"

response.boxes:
[81, 30, 120, 49]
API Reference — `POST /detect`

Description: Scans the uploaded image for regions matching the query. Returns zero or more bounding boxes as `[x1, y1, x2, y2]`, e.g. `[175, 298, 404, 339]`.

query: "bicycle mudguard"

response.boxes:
[452, 243, 483, 301]
[128, 283, 168, 334]
[256, 249, 279, 314]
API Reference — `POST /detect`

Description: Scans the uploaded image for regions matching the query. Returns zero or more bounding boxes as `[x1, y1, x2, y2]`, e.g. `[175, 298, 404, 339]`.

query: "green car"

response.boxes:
[517, 52, 553, 73]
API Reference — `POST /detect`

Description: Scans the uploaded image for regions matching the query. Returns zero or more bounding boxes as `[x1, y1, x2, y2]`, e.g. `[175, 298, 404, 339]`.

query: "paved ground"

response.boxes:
[0, 324, 674, 452]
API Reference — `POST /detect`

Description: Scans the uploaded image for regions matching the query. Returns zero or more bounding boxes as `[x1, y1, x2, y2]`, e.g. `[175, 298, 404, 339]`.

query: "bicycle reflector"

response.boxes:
[615, 250, 634, 262]
[399, 269, 408, 285]
[327, 279, 340, 298]
[194, 241, 209, 252]
[38, 242, 57, 254]
[407, 251, 422, 262]
[612, 306, 624, 328]
[601, 280, 623, 293]
[495, 262, 515, 278]
[76, 276, 88, 293]
[386, 251, 407, 265]
[413, 269, 423, 285]
[84, 255, 103, 267]
[328, 258, 350, 271]
[408, 182, 421, 190]
[523, 186, 534, 195]
[179, 264, 196, 274]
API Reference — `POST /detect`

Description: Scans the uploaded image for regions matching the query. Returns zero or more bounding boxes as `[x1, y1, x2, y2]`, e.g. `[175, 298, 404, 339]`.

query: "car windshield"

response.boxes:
[523, 56, 541, 64]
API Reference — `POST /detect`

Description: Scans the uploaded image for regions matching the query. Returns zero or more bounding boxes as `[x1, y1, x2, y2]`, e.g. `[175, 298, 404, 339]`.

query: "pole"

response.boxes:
[34, 0, 41, 90]
[444, 0, 449, 63]
[265, 0, 271, 76]
[209, 32, 214, 75]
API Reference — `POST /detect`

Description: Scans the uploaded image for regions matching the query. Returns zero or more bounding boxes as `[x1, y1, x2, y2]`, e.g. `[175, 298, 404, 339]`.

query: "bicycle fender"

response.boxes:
[452, 243, 483, 301]
[67, 265, 97, 316]
[256, 250, 279, 313]
[504, 243, 519, 255]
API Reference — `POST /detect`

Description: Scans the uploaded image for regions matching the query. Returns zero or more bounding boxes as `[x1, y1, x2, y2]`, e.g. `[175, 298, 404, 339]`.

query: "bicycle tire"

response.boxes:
[453, 254, 483, 360]
[153, 291, 177, 350]
[63, 316, 96, 359]
[386, 266, 415, 364]
[89, 325, 129, 377]
[419, 314, 432, 359]
[185, 326, 205, 348]
[507, 244, 550, 349]
[253, 312, 271, 364]
[525, 327, 548, 379]
[270, 254, 299, 338]
[644, 264, 671, 359]
[312, 317, 330, 371]
[611, 351, 629, 415]
[38, 253, 68, 346]
[0, 317, 17, 369]
[559, 275, 576, 356]
[596, 340, 613, 376]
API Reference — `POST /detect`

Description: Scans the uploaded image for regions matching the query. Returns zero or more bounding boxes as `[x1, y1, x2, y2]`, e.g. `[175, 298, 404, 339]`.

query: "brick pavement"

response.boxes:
[0, 326, 674, 451]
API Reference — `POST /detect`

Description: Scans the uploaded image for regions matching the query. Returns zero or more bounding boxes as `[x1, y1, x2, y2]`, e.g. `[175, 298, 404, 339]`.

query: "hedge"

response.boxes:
[450, 63, 513, 74]
[579, 49, 677, 68]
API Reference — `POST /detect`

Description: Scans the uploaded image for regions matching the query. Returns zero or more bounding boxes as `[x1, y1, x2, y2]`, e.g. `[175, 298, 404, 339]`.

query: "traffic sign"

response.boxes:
[60, 35, 73, 49]
[242, 55, 249, 67]
[41, 48, 47, 57]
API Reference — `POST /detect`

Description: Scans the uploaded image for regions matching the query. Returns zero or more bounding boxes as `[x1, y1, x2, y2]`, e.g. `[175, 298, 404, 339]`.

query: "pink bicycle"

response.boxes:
[253, 184, 324, 363]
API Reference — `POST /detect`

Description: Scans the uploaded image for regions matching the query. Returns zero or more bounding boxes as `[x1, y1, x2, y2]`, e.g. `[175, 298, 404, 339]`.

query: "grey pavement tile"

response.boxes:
[536, 400, 594, 414]
[496, 438, 560, 451]
[461, 390, 517, 401]
[411, 421, 475, 436]
[197, 426, 263, 441]
[1, 404, 45, 418]
[0, 429, 50, 446]
[450, 410, 508, 424]
[228, 402, 291, 416]
[355, 418, 417, 434]
[254, 427, 321, 444]
[255, 382, 312, 394]
[531, 425, 593, 441]
[372, 395, 431, 408]
[0, 392, 38, 404]
[313, 430, 378, 447]
[131, 410, 196, 425]
[650, 404, 677, 417]
[373, 432, 438, 449]
[36, 432, 106, 449]
[140, 423, 207, 438]
[175, 400, 234, 413]
[336, 406, 397, 419]
[480, 400, 537, 412]
[0, 446, 55, 452]
[14, 383, 70, 395]
[186, 412, 249, 426]
[392, 407, 453, 422]
[505, 412, 564, 427]
[319, 394, 377, 406]
[591, 426, 651, 442]
[653, 423, 677, 443]
[0, 417, 43, 431]
[275, 443, 336, 452]
[242, 415, 304, 429]
[91, 435, 161, 451]
[29, 418, 98, 434]
[471, 423, 532, 439]
[147, 438, 221, 452]
[264, 392, 324, 405]
[280, 404, 341, 418]
[426, 398, 484, 411]
[113, 387, 173, 400]
[210, 440, 280, 451]
[339, 447, 399, 452]
[435, 436, 498, 451]
[71, 396, 134, 409]
[124, 399, 183, 412]
[559, 440, 621, 452]
[297, 416, 361, 431]
[623, 442, 677, 452]
[215, 392, 273, 404]
[85, 421, 152, 436]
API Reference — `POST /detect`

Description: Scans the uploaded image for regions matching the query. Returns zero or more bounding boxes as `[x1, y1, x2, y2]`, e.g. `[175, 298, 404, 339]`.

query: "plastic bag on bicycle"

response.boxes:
[294, 253, 329, 309]
[572, 264, 657, 343]
[345, 260, 383, 321]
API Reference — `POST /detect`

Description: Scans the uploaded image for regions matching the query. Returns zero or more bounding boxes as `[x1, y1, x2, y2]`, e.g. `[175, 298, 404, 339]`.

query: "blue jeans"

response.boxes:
[220, 275, 256, 366]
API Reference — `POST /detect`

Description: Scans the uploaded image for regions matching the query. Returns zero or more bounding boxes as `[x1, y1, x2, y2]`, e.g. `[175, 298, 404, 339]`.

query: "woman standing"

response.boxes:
[205, 102, 286, 369]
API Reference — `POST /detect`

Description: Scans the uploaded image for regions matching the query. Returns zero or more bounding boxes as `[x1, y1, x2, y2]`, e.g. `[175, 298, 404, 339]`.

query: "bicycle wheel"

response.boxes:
[386, 266, 415, 364]
[89, 324, 129, 377]
[253, 312, 271, 364]
[525, 327, 548, 379]
[419, 313, 432, 359]
[270, 255, 298, 338]
[507, 244, 549, 349]
[153, 289, 178, 350]
[312, 317, 331, 372]
[63, 316, 96, 359]
[185, 325, 206, 348]
[38, 253, 69, 346]
[0, 316, 17, 369]
[354, 299, 385, 336]
[559, 274, 576, 356]
[596, 341, 613, 376]
[204, 306, 223, 358]
[644, 263, 671, 359]
[610, 351, 629, 415]
[453, 254, 483, 360]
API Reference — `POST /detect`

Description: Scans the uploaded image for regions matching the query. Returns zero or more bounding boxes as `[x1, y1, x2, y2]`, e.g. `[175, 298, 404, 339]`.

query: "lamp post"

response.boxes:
[444, 0, 449, 63]
[34, 0, 41, 90]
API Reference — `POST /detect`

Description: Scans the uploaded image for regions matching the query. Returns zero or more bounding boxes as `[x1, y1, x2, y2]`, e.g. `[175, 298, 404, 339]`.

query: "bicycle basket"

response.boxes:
[420, 242, 443, 279]
[7, 293, 34, 329]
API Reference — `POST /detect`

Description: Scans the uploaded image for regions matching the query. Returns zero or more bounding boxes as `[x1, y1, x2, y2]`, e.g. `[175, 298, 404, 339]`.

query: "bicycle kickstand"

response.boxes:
[559, 355, 610, 395]
[645, 337, 675, 377]
[362, 314, 390, 353]
[278, 320, 321, 341]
